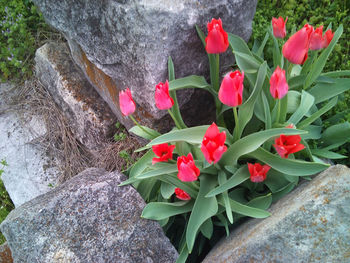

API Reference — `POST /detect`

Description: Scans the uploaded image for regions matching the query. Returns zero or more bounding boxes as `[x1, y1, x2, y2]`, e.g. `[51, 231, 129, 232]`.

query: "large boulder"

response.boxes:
[0, 168, 178, 262]
[32, 0, 257, 130]
[35, 42, 117, 150]
[202, 165, 350, 263]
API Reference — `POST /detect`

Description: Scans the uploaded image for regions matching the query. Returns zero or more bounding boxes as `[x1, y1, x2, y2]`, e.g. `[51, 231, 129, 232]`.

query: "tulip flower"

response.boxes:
[174, 188, 191, 201]
[152, 143, 176, 165]
[274, 133, 305, 158]
[309, 25, 324, 50]
[201, 123, 227, 164]
[272, 17, 288, 39]
[155, 80, 174, 110]
[177, 153, 200, 182]
[205, 18, 229, 54]
[119, 88, 136, 116]
[282, 24, 314, 64]
[218, 70, 244, 107]
[323, 29, 334, 48]
[270, 66, 289, 99]
[248, 163, 271, 183]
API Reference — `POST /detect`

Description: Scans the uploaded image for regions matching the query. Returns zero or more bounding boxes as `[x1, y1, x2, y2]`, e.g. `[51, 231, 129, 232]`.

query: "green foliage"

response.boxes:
[0, 0, 52, 81]
[0, 159, 14, 245]
[113, 122, 127, 142]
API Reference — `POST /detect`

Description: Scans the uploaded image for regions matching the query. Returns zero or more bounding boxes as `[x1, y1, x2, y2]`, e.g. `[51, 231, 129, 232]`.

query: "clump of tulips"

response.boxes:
[120, 17, 349, 262]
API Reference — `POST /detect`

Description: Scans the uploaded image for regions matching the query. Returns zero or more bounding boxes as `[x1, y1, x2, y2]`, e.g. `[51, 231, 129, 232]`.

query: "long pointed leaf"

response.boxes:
[142, 201, 194, 220]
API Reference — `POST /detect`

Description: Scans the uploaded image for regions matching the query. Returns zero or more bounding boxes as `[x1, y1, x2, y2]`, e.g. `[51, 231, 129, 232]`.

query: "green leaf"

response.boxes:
[129, 150, 154, 178]
[321, 70, 350, 78]
[129, 125, 161, 140]
[220, 128, 307, 166]
[169, 75, 210, 91]
[264, 169, 292, 193]
[199, 218, 213, 239]
[256, 32, 269, 57]
[160, 174, 198, 198]
[218, 171, 233, 224]
[268, 27, 282, 68]
[289, 75, 307, 90]
[186, 174, 218, 252]
[168, 56, 175, 81]
[298, 97, 338, 129]
[311, 149, 347, 159]
[236, 62, 267, 138]
[304, 25, 343, 89]
[287, 90, 315, 125]
[249, 147, 329, 176]
[161, 181, 176, 199]
[142, 201, 194, 220]
[136, 163, 178, 180]
[286, 91, 301, 113]
[245, 193, 272, 211]
[321, 122, 350, 146]
[301, 125, 322, 140]
[308, 78, 350, 104]
[206, 166, 250, 197]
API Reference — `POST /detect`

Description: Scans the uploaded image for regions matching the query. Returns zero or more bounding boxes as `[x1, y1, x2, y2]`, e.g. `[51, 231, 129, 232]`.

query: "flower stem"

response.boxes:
[168, 109, 182, 129]
[191, 181, 200, 190]
[129, 115, 154, 137]
[275, 99, 281, 124]
[233, 107, 240, 141]
[215, 54, 220, 91]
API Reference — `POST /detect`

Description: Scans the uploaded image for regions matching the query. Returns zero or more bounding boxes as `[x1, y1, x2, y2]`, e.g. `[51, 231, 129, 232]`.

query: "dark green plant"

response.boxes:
[0, 0, 52, 81]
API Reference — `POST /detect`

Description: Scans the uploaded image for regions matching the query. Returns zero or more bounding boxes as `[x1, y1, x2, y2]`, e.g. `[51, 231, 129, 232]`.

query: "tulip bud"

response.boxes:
[152, 143, 176, 165]
[177, 153, 200, 182]
[309, 25, 324, 50]
[248, 163, 271, 183]
[270, 66, 289, 99]
[323, 29, 334, 48]
[119, 88, 136, 116]
[272, 17, 288, 39]
[155, 80, 174, 110]
[175, 188, 191, 200]
[201, 123, 227, 164]
[205, 18, 229, 54]
[218, 70, 244, 107]
[282, 24, 314, 64]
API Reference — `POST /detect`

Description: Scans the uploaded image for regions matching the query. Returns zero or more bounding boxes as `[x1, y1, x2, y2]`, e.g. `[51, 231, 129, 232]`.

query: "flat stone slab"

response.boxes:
[0, 168, 178, 262]
[203, 165, 350, 263]
[35, 42, 117, 150]
[0, 83, 61, 207]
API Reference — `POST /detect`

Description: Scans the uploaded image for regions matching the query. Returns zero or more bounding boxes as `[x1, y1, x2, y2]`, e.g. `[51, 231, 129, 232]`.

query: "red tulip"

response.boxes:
[282, 24, 314, 64]
[119, 88, 136, 116]
[272, 17, 288, 39]
[175, 188, 191, 200]
[201, 123, 227, 164]
[309, 25, 324, 50]
[273, 131, 305, 158]
[152, 143, 176, 165]
[323, 29, 334, 48]
[270, 66, 289, 99]
[218, 70, 244, 107]
[248, 163, 271, 183]
[205, 18, 229, 54]
[155, 80, 174, 110]
[177, 153, 200, 182]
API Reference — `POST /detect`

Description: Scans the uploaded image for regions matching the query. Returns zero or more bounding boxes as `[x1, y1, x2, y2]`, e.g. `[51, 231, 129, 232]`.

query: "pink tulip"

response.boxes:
[177, 153, 200, 182]
[175, 188, 191, 200]
[272, 17, 288, 39]
[282, 24, 314, 64]
[270, 66, 289, 99]
[248, 163, 271, 183]
[119, 88, 136, 116]
[152, 143, 176, 165]
[201, 123, 227, 164]
[309, 25, 324, 50]
[155, 80, 174, 110]
[205, 18, 229, 54]
[323, 29, 334, 48]
[218, 70, 244, 107]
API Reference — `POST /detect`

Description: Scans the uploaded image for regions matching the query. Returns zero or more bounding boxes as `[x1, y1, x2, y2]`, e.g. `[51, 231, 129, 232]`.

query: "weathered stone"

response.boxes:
[0, 168, 178, 262]
[35, 42, 117, 150]
[203, 165, 350, 263]
[0, 243, 13, 263]
[32, 0, 257, 131]
[0, 83, 61, 207]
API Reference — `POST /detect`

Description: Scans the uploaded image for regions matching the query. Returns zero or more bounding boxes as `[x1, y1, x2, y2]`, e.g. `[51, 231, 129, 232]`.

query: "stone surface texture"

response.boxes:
[0, 168, 178, 263]
[203, 165, 350, 263]
[0, 243, 13, 263]
[0, 83, 60, 207]
[32, 0, 257, 130]
[35, 42, 117, 150]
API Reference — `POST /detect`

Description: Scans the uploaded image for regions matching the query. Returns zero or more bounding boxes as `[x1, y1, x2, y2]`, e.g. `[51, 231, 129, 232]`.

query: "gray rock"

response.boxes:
[0, 242, 13, 263]
[0, 83, 61, 207]
[32, 0, 257, 131]
[35, 42, 117, 150]
[203, 165, 350, 263]
[0, 168, 178, 263]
